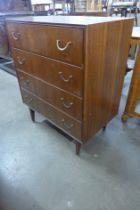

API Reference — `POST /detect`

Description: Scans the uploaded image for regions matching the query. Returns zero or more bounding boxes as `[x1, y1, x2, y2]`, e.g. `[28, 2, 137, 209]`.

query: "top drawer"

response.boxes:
[7, 23, 84, 66]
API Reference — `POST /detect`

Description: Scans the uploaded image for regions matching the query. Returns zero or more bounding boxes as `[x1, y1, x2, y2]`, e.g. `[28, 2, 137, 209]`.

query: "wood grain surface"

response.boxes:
[6, 16, 133, 152]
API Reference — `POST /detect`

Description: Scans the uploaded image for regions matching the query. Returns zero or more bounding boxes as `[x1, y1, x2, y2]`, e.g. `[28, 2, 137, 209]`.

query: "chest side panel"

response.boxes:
[82, 19, 133, 142]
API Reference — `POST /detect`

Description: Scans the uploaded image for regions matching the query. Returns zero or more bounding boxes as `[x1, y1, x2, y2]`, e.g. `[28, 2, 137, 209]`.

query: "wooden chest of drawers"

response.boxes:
[6, 16, 133, 154]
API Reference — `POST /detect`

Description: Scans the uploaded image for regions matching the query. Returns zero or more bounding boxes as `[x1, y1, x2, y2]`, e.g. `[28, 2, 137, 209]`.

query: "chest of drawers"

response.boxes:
[6, 16, 133, 154]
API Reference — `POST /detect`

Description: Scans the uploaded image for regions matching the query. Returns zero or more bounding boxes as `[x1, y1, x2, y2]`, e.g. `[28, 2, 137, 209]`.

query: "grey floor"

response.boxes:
[0, 69, 140, 210]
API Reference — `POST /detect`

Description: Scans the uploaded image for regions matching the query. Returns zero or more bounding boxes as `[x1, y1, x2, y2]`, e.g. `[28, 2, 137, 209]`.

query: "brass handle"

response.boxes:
[25, 80, 30, 85]
[11, 32, 21, 40]
[17, 56, 25, 65]
[56, 40, 71, 51]
[27, 98, 33, 104]
[61, 119, 74, 129]
[59, 72, 73, 83]
[24, 95, 28, 99]
[19, 75, 24, 80]
[24, 80, 30, 85]
[60, 97, 73, 109]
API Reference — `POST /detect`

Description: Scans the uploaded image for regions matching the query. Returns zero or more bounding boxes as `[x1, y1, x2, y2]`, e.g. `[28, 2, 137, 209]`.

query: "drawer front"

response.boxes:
[7, 23, 84, 66]
[13, 49, 83, 97]
[17, 71, 82, 121]
[21, 89, 82, 140]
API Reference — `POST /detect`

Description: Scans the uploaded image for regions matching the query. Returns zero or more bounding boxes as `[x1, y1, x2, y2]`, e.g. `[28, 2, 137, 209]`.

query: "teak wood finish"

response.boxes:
[122, 27, 140, 122]
[12, 49, 83, 97]
[17, 70, 83, 121]
[6, 16, 133, 154]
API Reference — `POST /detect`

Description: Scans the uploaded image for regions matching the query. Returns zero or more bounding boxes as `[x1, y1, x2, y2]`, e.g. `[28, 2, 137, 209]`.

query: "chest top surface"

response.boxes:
[6, 15, 133, 26]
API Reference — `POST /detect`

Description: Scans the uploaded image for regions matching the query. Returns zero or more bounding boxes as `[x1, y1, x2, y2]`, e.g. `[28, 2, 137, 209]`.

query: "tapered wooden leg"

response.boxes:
[102, 125, 107, 131]
[75, 141, 81, 155]
[29, 108, 35, 122]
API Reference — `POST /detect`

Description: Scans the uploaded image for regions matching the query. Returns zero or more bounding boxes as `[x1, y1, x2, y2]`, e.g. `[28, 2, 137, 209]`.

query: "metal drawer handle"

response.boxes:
[24, 95, 28, 99]
[23, 80, 31, 86]
[17, 56, 25, 65]
[19, 75, 24, 80]
[56, 40, 71, 51]
[11, 32, 21, 40]
[61, 119, 74, 129]
[60, 97, 73, 109]
[59, 72, 73, 83]
[24, 80, 30, 85]
[27, 98, 33, 104]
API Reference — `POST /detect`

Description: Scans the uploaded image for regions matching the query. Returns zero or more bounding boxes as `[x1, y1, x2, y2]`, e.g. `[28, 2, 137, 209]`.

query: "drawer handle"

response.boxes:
[11, 32, 21, 40]
[61, 119, 74, 129]
[24, 80, 30, 85]
[60, 97, 73, 109]
[24, 95, 28, 99]
[56, 40, 71, 51]
[27, 98, 33, 104]
[59, 72, 73, 83]
[17, 57, 25, 65]
[19, 75, 24, 80]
